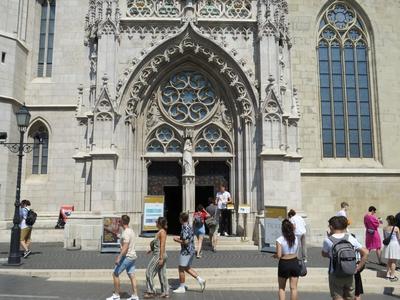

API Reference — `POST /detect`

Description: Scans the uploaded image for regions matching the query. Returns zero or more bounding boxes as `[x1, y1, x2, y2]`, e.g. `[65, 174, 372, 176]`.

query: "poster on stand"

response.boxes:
[262, 206, 287, 253]
[101, 217, 122, 253]
[143, 195, 165, 233]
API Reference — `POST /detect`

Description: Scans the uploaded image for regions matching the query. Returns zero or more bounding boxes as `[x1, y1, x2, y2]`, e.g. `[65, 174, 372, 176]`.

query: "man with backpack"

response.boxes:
[20, 199, 36, 258]
[322, 216, 368, 300]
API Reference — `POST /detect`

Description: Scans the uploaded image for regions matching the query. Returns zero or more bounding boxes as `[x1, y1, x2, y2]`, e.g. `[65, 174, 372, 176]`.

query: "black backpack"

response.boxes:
[25, 209, 37, 226]
[329, 234, 357, 277]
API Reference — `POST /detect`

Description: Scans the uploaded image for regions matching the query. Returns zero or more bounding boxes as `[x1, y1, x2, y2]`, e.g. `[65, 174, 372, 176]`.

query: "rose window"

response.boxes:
[160, 71, 217, 124]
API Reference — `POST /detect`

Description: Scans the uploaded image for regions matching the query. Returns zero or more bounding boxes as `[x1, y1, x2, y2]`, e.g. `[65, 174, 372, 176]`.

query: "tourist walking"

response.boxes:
[322, 216, 368, 300]
[216, 183, 233, 236]
[144, 217, 169, 299]
[273, 219, 300, 300]
[205, 197, 219, 252]
[288, 209, 307, 262]
[20, 200, 35, 258]
[173, 212, 206, 294]
[106, 215, 139, 300]
[364, 206, 383, 265]
[337, 202, 349, 217]
[193, 204, 210, 258]
[354, 245, 365, 300]
[383, 215, 400, 281]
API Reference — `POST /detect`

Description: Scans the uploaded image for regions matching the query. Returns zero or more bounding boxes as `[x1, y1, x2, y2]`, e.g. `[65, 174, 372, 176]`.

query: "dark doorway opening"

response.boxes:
[195, 186, 214, 209]
[164, 186, 182, 235]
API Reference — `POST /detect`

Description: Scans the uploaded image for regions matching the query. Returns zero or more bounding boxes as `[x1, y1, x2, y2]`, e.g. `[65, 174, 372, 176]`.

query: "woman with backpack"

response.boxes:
[273, 219, 301, 300]
[192, 204, 210, 259]
[383, 215, 400, 281]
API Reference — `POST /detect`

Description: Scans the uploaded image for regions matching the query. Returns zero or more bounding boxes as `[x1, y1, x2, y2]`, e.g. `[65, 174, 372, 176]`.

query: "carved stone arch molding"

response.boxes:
[119, 23, 258, 127]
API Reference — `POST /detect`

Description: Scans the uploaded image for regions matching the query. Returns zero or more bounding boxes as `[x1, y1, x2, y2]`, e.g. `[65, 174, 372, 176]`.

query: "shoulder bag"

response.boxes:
[383, 226, 395, 246]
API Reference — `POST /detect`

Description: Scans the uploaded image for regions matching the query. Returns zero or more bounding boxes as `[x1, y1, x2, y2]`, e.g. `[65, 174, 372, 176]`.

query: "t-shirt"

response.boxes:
[180, 223, 195, 256]
[322, 233, 362, 273]
[290, 215, 306, 235]
[276, 236, 299, 255]
[121, 227, 137, 260]
[193, 210, 207, 223]
[216, 191, 231, 210]
[206, 204, 219, 222]
[336, 210, 347, 217]
[19, 207, 30, 229]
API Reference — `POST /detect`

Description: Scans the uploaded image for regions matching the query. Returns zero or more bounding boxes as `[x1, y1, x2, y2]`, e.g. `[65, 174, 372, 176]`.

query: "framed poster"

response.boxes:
[143, 195, 165, 232]
[238, 204, 251, 214]
[262, 206, 287, 253]
[101, 217, 122, 253]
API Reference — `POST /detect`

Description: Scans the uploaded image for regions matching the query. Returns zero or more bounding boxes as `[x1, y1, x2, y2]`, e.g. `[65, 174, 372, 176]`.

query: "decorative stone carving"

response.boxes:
[93, 74, 120, 121]
[213, 100, 233, 132]
[127, 0, 183, 18]
[194, 125, 232, 153]
[183, 138, 194, 175]
[146, 125, 182, 153]
[123, 28, 256, 125]
[146, 96, 163, 131]
[258, 0, 290, 42]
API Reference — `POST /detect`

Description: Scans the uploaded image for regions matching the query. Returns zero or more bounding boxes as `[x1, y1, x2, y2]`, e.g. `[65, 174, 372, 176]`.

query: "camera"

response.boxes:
[0, 132, 7, 143]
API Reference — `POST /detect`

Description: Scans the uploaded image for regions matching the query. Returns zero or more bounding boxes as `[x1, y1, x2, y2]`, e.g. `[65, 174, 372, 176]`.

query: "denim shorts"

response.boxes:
[179, 254, 194, 268]
[194, 224, 206, 236]
[114, 256, 136, 276]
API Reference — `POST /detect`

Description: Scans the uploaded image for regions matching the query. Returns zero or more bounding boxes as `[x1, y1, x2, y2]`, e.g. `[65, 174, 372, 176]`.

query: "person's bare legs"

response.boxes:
[355, 296, 361, 300]
[278, 277, 287, 300]
[197, 236, 204, 256]
[178, 266, 186, 284]
[289, 277, 298, 300]
[376, 249, 382, 264]
[20, 240, 28, 252]
[128, 273, 138, 297]
[112, 273, 121, 295]
[185, 267, 198, 279]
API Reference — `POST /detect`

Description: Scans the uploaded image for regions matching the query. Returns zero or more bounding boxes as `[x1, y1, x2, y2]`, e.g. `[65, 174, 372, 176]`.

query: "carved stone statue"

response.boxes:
[183, 138, 194, 176]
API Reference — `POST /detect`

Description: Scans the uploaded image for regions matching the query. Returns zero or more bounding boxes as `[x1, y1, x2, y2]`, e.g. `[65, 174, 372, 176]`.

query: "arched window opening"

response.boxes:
[318, 2, 373, 158]
[29, 122, 49, 174]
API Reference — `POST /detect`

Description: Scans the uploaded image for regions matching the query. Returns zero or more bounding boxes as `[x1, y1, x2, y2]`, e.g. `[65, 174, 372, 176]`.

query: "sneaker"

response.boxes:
[173, 287, 186, 294]
[390, 276, 399, 282]
[199, 279, 206, 292]
[106, 294, 120, 300]
[217, 233, 221, 236]
[127, 295, 139, 300]
[23, 250, 32, 259]
[303, 259, 308, 263]
[223, 232, 229, 236]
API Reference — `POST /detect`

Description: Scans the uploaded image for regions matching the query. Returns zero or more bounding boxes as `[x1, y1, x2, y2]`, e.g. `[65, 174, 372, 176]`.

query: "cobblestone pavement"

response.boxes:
[0, 275, 390, 300]
[0, 242, 331, 269]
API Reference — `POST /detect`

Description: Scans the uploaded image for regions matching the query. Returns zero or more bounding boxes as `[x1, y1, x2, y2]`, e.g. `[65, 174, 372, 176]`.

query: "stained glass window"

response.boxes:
[318, 2, 373, 158]
[160, 71, 217, 124]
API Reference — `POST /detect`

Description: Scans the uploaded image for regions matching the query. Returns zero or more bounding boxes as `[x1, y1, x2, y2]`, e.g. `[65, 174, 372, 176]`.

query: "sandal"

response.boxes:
[390, 276, 399, 282]
[160, 294, 170, 298]
[143, 292, 156, 299]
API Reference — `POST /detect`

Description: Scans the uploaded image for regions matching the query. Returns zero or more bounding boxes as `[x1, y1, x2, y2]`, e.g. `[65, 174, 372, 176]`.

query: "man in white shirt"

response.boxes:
[107, 215, 138, 300]
[322, 216, 368, 300]
[288, 209, 307, 261]
[337, 202, 349, 217]
[215, 183, 232, 236]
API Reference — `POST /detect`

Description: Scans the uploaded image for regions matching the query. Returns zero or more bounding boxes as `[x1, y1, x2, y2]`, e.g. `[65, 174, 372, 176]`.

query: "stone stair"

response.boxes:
[0, 267, 397, 295]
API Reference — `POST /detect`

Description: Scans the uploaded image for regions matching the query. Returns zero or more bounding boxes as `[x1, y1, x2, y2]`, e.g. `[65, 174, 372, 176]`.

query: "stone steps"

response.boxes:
[0, 268, 396, 294]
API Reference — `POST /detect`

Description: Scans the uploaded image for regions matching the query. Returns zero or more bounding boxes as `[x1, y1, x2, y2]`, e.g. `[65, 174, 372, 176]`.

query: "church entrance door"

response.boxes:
[164, 186, 183, 235]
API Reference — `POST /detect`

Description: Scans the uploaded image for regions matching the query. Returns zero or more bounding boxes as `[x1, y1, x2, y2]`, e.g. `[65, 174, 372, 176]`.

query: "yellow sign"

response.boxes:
[143, 195, 165, 231]
[264, 206, 287, 219]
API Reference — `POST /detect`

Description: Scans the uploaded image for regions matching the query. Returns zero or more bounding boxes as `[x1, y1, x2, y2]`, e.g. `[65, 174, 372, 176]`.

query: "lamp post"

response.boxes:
[1, 106, 33, 265]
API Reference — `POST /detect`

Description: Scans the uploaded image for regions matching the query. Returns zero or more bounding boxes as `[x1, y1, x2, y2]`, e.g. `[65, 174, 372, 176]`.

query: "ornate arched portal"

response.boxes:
[119, 25, 259, 231]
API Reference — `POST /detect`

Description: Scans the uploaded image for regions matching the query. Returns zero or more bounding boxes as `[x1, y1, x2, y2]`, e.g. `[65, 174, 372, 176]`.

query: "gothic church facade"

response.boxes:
[1, 0, 399, 244]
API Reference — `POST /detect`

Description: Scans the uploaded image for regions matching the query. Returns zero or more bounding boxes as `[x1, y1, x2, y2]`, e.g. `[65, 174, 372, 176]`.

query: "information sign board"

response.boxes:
[238, 204, 251, 214]
[143, 195, 165, 232]
[101, 217, 122, 253]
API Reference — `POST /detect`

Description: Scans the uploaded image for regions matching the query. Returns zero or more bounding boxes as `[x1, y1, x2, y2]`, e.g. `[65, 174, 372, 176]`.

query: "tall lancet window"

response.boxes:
[37, 0, 56, 77]
[318, 2, 373, 158]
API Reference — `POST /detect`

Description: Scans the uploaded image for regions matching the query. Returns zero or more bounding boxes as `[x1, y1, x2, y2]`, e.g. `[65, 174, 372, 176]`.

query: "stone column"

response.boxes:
[182, 175, 195, 213]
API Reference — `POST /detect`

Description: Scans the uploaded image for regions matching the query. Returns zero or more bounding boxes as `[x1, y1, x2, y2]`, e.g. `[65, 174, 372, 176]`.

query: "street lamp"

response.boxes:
[1, 105, 34, 265]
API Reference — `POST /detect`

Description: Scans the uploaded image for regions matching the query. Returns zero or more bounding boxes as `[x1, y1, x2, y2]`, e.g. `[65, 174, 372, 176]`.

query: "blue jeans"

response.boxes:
[113, 256, 136, 276]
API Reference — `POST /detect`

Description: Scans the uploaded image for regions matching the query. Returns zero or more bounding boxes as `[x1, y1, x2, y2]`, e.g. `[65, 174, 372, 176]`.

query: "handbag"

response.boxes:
[383, 226, 395, 246]
[298, 258, 307, 277]
[205, 216, 217, 227]
[367, 228, 375, 235]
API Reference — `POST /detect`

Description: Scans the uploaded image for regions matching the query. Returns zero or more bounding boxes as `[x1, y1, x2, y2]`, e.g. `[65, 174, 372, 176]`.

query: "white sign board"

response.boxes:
[143, 201, 164, 231]
[264, 218, 282, 246]
[238, 205, 251, 214]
